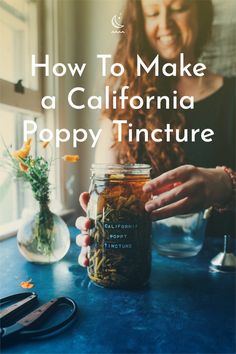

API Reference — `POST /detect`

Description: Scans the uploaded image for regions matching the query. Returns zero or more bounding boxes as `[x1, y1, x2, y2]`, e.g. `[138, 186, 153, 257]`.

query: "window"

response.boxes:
[0, 0, 42, 108]
[0, 0, 44, 235]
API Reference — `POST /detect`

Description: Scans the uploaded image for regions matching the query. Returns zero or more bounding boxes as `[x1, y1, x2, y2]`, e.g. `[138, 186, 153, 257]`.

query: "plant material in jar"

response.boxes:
[87, 176, 152, 288]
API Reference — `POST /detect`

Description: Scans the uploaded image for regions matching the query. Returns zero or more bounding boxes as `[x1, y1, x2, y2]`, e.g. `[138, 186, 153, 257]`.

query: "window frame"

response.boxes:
[0, 0, 43, 113]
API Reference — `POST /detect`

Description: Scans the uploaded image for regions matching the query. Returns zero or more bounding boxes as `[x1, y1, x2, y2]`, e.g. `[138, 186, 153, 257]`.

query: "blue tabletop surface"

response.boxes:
[0, 227, 235, 354]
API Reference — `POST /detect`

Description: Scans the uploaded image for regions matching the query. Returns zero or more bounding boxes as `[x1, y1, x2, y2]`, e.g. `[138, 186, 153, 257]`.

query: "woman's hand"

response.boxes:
[143, 165, 232, 220]
[75, 192, 91, 267]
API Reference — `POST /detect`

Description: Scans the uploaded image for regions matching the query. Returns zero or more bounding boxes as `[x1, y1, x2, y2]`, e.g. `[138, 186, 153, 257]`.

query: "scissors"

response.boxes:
[0, 292, 38, 326]
[0, 292, 78, 345]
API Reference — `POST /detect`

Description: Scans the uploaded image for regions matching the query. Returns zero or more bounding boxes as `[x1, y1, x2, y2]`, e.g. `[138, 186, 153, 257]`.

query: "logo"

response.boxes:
[111, 13, 125, 34]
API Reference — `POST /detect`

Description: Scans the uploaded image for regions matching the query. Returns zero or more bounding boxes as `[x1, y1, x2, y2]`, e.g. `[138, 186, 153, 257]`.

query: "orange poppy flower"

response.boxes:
[41, 141, 50, 149]
[25, 138, 32, 146]
[62, 155, 80, 163]
[20, 279, 34, 289]
[12, 145, 31, 160]
[12, 139, 32, 160]
[19, 161, 29, 172]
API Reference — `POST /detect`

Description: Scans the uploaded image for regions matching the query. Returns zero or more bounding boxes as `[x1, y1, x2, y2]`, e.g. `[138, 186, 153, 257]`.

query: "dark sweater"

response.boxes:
[183, 77, 235, 237]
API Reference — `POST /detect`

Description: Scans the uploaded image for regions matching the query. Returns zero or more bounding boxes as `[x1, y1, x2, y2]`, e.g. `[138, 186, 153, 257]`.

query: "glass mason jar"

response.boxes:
[87, 164, 152, 289]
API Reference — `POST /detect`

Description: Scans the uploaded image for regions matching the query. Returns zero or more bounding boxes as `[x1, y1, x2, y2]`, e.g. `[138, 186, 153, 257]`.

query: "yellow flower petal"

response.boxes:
[19, 161, 29, 172]
[62, 154, 80, 163]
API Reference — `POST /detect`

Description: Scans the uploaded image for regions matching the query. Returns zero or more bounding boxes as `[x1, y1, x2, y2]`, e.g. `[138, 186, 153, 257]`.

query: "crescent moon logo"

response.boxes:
[111, 14, 124, 29]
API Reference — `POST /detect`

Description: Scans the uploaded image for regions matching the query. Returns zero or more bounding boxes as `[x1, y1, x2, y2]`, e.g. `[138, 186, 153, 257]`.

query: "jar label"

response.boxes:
[103, 222, 139, 250]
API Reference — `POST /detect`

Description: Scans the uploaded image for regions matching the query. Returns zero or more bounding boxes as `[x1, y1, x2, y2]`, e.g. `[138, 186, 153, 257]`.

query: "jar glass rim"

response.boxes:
[91, 163, 151, 170]
[91, 163, 151, 176]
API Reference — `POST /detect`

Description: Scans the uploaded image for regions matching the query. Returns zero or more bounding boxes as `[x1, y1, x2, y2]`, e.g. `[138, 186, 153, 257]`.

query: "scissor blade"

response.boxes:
[0, 293, 38, 326]
[17, 298, 59, 328]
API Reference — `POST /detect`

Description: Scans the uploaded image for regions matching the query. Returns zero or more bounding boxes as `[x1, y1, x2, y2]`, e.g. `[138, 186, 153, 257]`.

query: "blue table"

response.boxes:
[0, 227, 235, 354]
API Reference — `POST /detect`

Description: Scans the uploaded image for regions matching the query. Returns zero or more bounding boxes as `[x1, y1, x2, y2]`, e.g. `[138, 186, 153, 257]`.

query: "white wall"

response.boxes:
[201, 0, 236, 76]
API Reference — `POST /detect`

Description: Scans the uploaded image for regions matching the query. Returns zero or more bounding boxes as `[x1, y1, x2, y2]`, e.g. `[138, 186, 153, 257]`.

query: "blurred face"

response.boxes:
[141, 0, 198, 62]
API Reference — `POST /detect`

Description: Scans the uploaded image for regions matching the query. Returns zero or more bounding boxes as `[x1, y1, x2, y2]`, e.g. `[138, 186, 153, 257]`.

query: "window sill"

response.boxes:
[0, 209, 75, 241]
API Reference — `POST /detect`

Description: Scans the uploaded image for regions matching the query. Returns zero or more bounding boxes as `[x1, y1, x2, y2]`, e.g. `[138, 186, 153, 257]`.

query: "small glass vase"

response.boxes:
[17, 203, 70, 264]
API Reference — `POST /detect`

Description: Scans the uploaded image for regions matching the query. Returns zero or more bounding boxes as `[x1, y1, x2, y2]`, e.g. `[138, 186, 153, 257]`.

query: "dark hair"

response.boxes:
[103, 0, 214, 177]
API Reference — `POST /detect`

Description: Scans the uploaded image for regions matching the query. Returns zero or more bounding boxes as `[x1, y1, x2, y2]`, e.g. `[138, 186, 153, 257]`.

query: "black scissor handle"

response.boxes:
[0, 292, 36, 305]
[19, 297, 78, 338]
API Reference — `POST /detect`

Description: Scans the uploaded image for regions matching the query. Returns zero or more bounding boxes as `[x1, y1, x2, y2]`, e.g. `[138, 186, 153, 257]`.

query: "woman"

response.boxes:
[76, 0, 235, 266]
